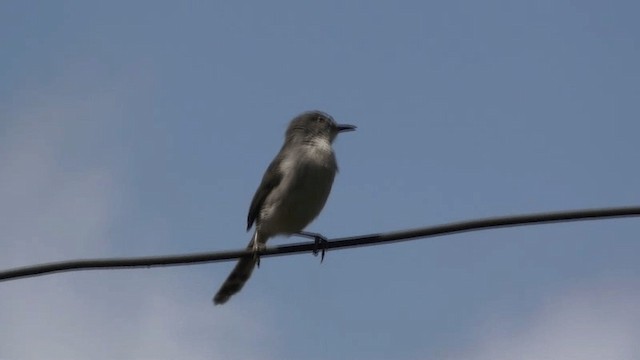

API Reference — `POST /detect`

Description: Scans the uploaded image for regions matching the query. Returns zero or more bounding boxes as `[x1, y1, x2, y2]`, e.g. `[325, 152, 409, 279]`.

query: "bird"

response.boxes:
[213, 110, 355, 305]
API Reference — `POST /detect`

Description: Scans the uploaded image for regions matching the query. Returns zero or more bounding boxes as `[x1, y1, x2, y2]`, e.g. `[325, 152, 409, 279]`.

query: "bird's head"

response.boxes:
[285, 110, 356, 144]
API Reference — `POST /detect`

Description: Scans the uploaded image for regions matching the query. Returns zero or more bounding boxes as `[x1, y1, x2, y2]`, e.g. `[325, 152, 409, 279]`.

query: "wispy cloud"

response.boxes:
[446, 282, 640, 360]
[0, 66, 277, 360]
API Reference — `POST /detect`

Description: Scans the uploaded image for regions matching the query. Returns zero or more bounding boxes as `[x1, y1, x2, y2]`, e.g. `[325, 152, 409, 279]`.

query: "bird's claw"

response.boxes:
[297, 231, 329, 263]
[252, 241, 265, 268]
[313, 235, 328, 263]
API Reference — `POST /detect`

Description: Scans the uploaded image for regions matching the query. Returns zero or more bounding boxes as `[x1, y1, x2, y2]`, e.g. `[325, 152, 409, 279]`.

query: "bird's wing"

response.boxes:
[247, 156, 284, 231]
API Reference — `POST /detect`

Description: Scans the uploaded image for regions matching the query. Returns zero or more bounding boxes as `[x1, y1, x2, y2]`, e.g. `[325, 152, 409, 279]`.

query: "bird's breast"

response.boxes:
[258, 145, 338, 235]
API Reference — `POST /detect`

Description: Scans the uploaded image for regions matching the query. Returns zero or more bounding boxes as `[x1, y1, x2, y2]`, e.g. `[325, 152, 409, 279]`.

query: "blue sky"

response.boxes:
[1, 1, 639, 359]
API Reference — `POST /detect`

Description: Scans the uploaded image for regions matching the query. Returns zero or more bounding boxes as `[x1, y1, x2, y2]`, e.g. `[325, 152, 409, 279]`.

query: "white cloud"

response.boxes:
[447, 283, 640, 360]
[0, 69, 277, 360]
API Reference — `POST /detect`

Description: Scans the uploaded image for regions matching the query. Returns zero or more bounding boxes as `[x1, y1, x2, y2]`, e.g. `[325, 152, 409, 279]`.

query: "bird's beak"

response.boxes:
[336, 124, 357, 132]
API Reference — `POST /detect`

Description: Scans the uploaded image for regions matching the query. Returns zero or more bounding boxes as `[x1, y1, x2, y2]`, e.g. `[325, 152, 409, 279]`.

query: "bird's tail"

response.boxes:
[213, 233, 260, 305]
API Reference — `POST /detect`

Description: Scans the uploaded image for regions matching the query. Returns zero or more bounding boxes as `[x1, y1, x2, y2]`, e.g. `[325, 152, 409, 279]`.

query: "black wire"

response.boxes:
[1, 206, 638, 282]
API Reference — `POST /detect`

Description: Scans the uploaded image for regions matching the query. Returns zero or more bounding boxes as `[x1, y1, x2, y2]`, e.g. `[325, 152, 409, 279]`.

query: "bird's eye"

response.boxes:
[316, 116, 325, 123]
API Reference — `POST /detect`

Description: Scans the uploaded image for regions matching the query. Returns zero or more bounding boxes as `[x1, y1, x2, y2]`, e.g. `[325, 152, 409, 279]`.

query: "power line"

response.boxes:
[1, 206, 638, 282]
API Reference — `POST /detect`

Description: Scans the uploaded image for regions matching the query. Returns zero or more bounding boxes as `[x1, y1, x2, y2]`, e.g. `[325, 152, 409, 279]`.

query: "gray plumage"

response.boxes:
[213, 110, 355, 305]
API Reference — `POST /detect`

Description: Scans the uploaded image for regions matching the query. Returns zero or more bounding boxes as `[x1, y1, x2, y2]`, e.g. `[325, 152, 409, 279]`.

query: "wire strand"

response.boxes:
[1, 206, 638, 282]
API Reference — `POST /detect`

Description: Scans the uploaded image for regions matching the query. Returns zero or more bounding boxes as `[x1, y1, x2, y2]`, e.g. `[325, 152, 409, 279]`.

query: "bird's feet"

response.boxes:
[296, 231, 329, 263]
[252, 240, 266, 268]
